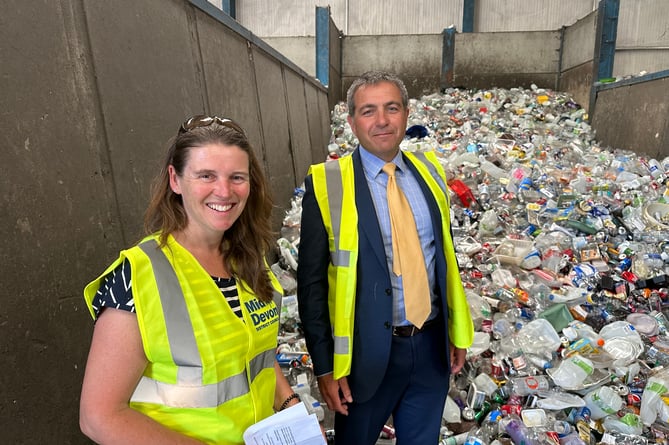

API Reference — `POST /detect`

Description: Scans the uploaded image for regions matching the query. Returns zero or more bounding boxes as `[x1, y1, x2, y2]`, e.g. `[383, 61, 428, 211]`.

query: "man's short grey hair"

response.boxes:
[346, 71, 409, 116]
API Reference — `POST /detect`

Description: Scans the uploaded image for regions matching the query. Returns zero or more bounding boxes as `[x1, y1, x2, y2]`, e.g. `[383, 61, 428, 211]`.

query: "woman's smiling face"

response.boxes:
[169, 142, 250, 240]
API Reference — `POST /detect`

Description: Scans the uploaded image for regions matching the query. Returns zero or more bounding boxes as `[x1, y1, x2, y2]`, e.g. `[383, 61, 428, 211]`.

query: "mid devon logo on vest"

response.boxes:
[244, 298, 279, 330]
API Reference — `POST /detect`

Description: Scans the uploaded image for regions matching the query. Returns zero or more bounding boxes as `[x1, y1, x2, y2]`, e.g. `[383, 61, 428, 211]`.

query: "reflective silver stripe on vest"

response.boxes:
[139, 240, 202, 384]
[324, 161, 351, 267]
[323, 162, 352, 356]
[131, 371, 249, 408]
[131, 349, 276, 408]
[334, 335, 349, 356]
[132, 239, 273, 408]
[249, 348, 276, 382]
[412, 152, 448, 196]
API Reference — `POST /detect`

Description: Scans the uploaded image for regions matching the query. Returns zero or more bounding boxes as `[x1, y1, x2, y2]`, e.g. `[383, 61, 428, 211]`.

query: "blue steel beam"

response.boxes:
[462, 0, 475, 33]
[316, 6, 329, 87]
[221, 0, 236, 19]
[441, 27, 456, 91]
[598, 0, 619, 80]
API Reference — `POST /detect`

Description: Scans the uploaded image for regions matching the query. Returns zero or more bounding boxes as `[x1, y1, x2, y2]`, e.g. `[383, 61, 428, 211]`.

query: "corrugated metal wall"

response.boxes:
[234, 0, 591, 36]
[229, 0, 668, 78]
[614, 0, 669, 76]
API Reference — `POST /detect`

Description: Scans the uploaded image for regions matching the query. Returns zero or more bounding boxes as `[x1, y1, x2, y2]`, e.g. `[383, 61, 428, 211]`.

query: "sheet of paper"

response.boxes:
[243, 402, 326, 445]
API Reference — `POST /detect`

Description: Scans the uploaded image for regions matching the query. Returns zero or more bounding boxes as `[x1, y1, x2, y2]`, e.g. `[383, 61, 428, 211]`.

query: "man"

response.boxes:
[297, 71, 473, 444]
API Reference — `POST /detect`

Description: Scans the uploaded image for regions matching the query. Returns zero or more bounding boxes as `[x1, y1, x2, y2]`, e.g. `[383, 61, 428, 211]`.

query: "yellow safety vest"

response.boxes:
[84, 233, 283, 445]
[308, 151, 474, 379]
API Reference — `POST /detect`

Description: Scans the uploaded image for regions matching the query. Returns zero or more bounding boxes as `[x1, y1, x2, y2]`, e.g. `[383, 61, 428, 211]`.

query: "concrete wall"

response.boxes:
[342, 34, 444, 99]
[340, 31, 561, 98]
[453, 31, 561, 90]
[0, 0, 329, 442]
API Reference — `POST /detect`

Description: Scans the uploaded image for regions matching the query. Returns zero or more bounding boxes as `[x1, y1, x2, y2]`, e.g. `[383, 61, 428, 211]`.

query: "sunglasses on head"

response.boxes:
[179, 115, 246, 136]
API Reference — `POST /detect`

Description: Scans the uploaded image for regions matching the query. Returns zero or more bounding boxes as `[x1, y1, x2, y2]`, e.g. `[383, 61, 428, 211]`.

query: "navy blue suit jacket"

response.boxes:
[297, 148, 453, 403]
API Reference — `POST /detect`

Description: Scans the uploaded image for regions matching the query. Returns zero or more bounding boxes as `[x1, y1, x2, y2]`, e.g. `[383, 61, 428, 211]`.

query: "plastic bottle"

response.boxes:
[463, 423, 490, 445]
[474, 373, 499, 397]
[509, 375, 551, 396]
[558, 432, 586, 445]
[564, 320, 605, 349]
[468, 331, 491, 357]
[499, 335, 528, 373]
[440, 433, 469, 445]
[535, 391, 586, 410]
[464, 410, 502, 445]
[300, 392, 325, 422]
[443, 395, 462, 424]
[467, 291, 493, 331]
[480, 158, 508, 181]
[516, 318, 562, 354]
[503, 415, 537, 445]
[492, 317, 515, 340]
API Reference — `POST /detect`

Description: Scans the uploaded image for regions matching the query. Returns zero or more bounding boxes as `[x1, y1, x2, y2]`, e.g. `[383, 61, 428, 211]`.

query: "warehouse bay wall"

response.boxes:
[0, 0, 329, 442]
[590, 72, 669, 159]
[333, 5, 666, 158]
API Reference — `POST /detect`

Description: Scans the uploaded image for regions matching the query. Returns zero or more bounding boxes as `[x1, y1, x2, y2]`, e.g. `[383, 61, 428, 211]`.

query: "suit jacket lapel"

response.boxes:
[352, 149, 387, 270]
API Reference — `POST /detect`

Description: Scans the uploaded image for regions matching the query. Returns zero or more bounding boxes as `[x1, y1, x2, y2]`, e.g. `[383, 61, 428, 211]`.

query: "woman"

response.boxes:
[80, 115, 301, 444]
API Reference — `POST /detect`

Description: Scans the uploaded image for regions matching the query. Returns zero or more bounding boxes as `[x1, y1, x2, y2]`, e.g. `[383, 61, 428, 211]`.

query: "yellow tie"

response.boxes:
[383, 163, 431, 328]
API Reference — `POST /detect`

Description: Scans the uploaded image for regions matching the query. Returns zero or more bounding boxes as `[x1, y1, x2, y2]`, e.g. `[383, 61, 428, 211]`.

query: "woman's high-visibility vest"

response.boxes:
[308, 151, 474, 379]
[84, 233, 283, 444]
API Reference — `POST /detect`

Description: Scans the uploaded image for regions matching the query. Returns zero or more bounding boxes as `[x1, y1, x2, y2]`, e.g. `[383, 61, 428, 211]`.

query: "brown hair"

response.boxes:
[144, 121, 275, 302]
[346, 71, 409, 116]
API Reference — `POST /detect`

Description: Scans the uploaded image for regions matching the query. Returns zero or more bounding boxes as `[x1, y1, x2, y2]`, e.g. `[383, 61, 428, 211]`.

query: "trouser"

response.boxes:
[334, 320, 449, 445]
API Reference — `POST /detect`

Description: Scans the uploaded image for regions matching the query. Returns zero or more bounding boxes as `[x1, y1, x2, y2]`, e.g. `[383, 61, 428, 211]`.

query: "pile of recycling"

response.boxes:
[271, 84, 669, 445]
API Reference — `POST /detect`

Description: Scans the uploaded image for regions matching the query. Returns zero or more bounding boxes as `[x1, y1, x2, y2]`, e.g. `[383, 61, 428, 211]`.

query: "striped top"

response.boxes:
[91, 259, 242, 319]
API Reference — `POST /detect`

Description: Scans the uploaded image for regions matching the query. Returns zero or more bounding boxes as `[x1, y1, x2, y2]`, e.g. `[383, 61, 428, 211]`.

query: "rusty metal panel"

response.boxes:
[304, 84, 329, 166]
[252, 50, 296, 228]
[591, 77, 669, 159]
[194, 8, 265, 152]
[560, 62, 596, 111]
[85, 0, 205, 240]
[1, 1, 123, 442]
[562, 11, 598, 70]
[284, 70, 315, 180]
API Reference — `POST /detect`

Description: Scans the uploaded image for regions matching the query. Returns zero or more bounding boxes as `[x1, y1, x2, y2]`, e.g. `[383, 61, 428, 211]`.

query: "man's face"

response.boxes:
[347, 81, 409, 162]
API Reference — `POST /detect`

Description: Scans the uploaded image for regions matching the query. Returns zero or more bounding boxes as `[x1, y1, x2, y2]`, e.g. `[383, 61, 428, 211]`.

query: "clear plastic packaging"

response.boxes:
[547, 354, 594, 390]
[640, 371, 669, 426]
[582, 385, 623, 420]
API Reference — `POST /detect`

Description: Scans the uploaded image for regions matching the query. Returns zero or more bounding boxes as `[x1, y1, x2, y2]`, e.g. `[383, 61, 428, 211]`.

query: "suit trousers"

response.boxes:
[334, 320, 449, 445]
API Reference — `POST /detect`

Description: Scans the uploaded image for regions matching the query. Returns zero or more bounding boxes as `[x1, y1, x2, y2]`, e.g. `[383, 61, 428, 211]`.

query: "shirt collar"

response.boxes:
[359, 145, 407, 179]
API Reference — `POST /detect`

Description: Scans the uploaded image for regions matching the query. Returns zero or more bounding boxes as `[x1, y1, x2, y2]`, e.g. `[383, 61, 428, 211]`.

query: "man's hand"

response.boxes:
[449, 343, 467, 375]
[317, 373, 353, 415]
